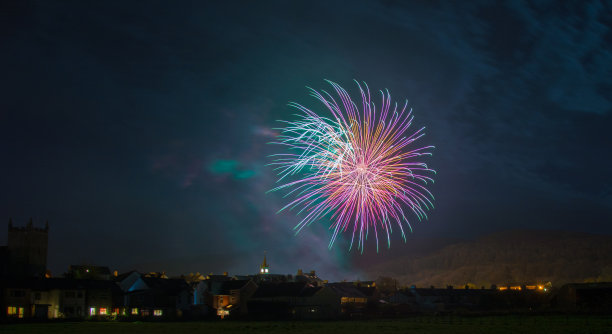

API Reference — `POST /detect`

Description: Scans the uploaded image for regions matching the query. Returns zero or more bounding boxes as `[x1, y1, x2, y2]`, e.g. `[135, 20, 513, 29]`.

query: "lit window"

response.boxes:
[18, 307, 24, 319]
[7, 306, 16, 315]
[154, 309, 163, 316]
[99, 308, 107, 315]
[90, 307, 96, 315]
[131, 308, 138, 315]
[141, 310, 150, 316]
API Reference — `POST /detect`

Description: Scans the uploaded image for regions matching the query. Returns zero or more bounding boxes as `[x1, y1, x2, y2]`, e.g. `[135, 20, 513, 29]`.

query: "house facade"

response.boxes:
[248, 282, 340, 320]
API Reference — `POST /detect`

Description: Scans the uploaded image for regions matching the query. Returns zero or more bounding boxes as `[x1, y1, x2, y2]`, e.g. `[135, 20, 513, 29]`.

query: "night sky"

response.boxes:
[1, 1, 611, 280]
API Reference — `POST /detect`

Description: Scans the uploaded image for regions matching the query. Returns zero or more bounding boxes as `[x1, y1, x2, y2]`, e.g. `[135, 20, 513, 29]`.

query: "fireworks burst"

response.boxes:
[270, 80, 435, 252]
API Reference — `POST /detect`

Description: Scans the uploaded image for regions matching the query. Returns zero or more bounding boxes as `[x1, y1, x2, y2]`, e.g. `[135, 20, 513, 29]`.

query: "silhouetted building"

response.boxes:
[206, 279, 257, 318]
[0, 246, 8, 278]
[248, 282, 340, 319]
[1, 277, 123, 320]
[123, 276, 191, 318]
[5, 218, 48, 278]
[294, 269, 324, 286]
[326, 282, 369, 315]
[553, 282, 612, 311]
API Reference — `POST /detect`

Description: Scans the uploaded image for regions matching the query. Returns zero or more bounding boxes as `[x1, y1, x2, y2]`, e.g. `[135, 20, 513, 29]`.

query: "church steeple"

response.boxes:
[259, 251, 269, 274]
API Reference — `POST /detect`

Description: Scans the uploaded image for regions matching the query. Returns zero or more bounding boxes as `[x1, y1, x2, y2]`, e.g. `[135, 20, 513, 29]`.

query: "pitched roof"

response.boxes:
[139, 277, 189, 293]
[301, 286, 323, 297]
[326, 283, 367, 298]
[115, 270, 139, 282]
[252, 282, 318, 298]
[356, 286, 377, 297]
[221, 279, 252, 291]
[209, 279, 254, 295]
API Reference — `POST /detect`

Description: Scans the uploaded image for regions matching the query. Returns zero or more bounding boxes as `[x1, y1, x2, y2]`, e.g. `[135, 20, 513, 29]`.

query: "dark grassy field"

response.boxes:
[2, 316, 612, 334]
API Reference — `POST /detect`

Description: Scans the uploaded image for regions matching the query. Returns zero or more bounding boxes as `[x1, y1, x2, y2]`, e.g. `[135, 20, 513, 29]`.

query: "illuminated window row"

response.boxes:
[7, 306, 25, 318]
[89, 307, 109, 315]
[128, 308, 163, 316]
[340, 297, 367, 304]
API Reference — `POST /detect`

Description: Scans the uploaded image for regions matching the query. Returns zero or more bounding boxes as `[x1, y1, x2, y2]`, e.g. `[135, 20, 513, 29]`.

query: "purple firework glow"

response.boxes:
[270, 80, 435, 252]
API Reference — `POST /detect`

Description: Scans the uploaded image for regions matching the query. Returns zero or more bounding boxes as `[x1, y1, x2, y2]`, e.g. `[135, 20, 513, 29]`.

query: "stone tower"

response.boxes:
[7, 218, 48, 278]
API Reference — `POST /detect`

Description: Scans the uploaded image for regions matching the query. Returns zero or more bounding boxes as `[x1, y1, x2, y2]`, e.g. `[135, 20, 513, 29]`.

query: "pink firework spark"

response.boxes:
[270, 80, 435, 252]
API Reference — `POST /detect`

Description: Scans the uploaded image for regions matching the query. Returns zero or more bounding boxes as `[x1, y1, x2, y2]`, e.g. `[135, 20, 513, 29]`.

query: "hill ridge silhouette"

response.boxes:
[365, 230, 612, 287]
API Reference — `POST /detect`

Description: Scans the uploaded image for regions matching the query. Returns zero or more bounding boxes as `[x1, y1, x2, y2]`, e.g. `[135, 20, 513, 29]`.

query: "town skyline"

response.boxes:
[4, 219, 612, 290]
[4, 217, 608, 322]
[1, 0, 611, 295]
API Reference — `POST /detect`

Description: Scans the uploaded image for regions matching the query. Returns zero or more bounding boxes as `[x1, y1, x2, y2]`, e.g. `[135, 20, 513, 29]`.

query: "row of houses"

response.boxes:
[4, 221, 611, 320]
[4, 268, 612, 321]
[1, 266, 380, 321]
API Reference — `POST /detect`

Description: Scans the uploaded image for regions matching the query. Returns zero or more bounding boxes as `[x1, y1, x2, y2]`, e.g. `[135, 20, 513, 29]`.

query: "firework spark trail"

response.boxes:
[269, 80, 435, 252]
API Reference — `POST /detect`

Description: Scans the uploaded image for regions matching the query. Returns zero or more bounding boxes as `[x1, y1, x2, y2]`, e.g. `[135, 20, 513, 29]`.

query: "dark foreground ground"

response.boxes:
[2, 316, 612, 334]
